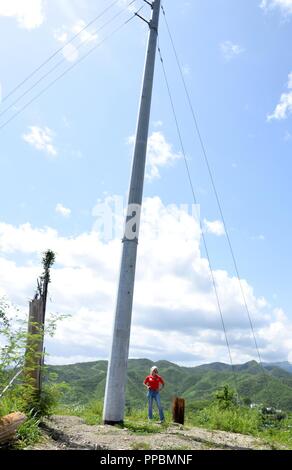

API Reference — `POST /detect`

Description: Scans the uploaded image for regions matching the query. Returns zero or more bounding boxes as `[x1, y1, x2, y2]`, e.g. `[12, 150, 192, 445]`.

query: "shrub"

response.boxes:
[195, 403, 261, 435]
[214, 385, 237, 409]
[15, 414, 42, 449]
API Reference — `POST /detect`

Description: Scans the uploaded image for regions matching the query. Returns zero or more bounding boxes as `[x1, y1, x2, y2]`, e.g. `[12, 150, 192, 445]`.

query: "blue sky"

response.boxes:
[0, 0, 292, 365]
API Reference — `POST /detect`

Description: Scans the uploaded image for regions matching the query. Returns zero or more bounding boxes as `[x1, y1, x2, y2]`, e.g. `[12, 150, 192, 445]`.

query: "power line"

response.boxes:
[157, 41, 239, 400]
[0, 0, 128, 104]
[160, 4, 266, 376]
[0, 13, 138, 132]
[0, 0, 139, 120]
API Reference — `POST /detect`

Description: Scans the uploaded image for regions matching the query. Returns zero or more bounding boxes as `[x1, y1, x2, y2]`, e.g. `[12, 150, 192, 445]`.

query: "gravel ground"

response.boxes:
[26, 415, 273, 451]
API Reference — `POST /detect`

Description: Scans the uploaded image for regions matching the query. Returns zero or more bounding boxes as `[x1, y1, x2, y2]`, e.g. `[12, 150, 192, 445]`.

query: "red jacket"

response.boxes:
[144, 374, 164, 391]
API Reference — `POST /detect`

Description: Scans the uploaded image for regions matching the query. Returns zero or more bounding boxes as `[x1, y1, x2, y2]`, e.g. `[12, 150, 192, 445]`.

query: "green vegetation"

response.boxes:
[183, 384, 292, 449]
[2, 289, 292, 451]
[54, 399, 104, 426]
[0, 377, 68, 448]
[14, 414, 42, 449]
[190, 401, 261, 435]
[54, 385, 292, 449]
[0, 283, 68, 448]
[47, 358, 292, 412]
[131, 441, 151, 450]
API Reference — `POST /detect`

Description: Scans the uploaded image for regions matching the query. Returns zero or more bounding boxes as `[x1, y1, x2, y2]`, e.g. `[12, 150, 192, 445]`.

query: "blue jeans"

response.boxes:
[147, 389, 164, 421]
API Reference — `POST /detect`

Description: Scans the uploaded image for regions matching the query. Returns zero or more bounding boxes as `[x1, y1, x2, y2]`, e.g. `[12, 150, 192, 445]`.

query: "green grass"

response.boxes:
[0, 386, 32, 418]
[189, 403, 261, 435]
[259, 418, 292, 449]
[56, 400, 171, 433]
[0, 388, 41, 449]
[3, 381, 292, 450]
[162, 445, 193, 451]
[54, 400, 103, 426]
[54, 397, 292, 449]
[0, 383, 66, 449]
[15, 416, 42, 449]
[0, 396, 14, 418]
[131, 441, 151, 450]
[124, 406, 171, 434]
[45, 399, 292, 450]
[186, 402, 292, 449]
[0, 396, 42, 450]
[124, 420, 166, 434]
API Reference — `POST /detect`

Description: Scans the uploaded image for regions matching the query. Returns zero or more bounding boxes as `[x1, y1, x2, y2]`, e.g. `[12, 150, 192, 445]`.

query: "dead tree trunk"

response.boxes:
[172, 397, 185, 425]
[24, 298, 44, 394]
[24, 250, 55, 396]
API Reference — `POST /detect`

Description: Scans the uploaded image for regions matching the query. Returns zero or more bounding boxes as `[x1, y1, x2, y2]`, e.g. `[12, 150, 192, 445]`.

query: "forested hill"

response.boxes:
[47, 359, 292, 411]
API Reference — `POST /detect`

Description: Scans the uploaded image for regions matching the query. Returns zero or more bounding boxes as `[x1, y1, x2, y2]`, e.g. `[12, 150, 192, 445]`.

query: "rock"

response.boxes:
[0, 412, 26, 446]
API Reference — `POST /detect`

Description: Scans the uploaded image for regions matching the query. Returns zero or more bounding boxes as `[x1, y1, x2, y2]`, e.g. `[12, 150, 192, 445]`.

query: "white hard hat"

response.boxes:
[150, 365, 158, 373]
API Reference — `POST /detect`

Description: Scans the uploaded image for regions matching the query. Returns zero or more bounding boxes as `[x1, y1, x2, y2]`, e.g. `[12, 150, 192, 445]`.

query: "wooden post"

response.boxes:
[24, 297, 44, 394]
[172, 397, 185, 425]
[24, 250, 55, 396]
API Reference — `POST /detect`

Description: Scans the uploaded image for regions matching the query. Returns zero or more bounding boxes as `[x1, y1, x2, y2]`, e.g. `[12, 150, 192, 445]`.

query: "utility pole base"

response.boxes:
[103, 420, 124, 426]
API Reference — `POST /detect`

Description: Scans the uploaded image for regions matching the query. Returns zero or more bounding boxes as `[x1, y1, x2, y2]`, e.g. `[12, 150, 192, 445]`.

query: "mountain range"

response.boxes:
[47, 359, 292, 411]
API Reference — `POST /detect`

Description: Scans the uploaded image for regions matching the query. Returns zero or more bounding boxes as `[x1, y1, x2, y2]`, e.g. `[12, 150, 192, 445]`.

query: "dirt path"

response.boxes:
[26, 415, 273, 451]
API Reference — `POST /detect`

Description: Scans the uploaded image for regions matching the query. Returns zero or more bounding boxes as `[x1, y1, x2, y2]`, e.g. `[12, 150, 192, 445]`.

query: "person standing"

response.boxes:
[143, 366, 165, 423]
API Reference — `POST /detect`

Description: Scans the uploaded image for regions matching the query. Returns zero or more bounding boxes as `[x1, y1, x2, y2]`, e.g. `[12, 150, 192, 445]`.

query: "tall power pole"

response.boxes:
[103, 0, 161, 425]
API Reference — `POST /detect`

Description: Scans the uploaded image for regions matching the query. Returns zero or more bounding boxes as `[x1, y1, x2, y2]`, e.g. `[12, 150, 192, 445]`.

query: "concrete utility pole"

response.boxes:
[103, 0, 161, 425]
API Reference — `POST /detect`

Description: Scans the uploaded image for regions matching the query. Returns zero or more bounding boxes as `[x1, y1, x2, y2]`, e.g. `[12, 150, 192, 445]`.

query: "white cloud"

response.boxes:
[182, 64, 191, 76]
[0, 197, 291, 366]
[118, 0, 138, 13]
[220, 41, 245, 61]
[61, 43, 79, 63]
[251, 234, 266, 241]
[54, 20, 98, 62]
[268, 72, 292, 121]
[146, 132, 182, 180]
[268, 93, 292, 120]
[55, 204, 71, 218]
[128, 132, 182, 181]
[22, 126, 58, 157]
[0, 0, 45, 29]
[73, 20, 98, 44]
[204, 219, 225, 237]
[260, 0, 292, 15]
[153, 120, 163, 128]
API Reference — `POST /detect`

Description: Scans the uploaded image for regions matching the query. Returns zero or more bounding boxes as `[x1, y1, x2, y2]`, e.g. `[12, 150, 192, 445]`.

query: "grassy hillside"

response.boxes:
[46, 359, 292, 411]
